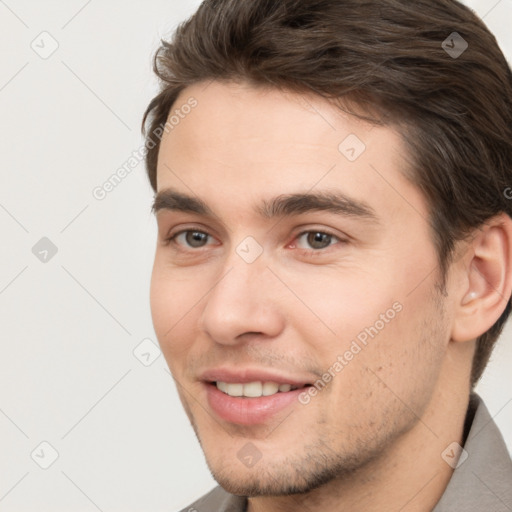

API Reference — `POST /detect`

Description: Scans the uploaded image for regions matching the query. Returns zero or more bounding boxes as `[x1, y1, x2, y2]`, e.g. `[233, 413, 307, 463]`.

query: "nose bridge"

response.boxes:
[198, 244, 283, 344]
[212, 232, 270, 303]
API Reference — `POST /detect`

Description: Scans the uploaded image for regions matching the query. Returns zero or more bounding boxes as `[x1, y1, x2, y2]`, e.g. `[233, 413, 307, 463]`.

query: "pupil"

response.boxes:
[187, 231, 207, 247]
[308, 232, 330, 249]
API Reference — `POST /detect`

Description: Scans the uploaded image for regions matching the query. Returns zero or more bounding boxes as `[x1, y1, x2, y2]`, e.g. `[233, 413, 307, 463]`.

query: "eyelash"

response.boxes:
[164, 228, 345, 254]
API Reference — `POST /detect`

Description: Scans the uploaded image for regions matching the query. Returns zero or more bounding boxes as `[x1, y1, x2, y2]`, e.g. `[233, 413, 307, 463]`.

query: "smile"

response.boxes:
[215, 381, 304, 397]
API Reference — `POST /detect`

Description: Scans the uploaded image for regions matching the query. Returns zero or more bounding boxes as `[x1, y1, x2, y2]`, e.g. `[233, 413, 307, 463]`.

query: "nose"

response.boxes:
[198, 254, 285, 346]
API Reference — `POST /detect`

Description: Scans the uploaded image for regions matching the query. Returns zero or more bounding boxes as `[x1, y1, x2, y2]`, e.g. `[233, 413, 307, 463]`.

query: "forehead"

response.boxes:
[155, 80, 429, 227]
[159, 81, 390, 160]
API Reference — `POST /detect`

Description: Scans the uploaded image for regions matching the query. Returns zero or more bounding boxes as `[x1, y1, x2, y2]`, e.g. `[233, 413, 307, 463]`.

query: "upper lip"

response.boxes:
[199, 367, 314, 387]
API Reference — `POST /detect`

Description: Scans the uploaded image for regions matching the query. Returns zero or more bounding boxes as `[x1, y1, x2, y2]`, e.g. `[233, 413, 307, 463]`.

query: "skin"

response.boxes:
[150, 81, 512, 511]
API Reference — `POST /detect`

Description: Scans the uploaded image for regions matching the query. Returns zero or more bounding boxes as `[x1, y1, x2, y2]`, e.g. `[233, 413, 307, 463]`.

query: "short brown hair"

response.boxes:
[141, 0, 512, 387]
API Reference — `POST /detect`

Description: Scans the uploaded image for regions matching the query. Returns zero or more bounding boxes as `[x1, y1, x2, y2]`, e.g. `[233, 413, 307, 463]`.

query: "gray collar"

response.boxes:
[433, 392, 512, 511]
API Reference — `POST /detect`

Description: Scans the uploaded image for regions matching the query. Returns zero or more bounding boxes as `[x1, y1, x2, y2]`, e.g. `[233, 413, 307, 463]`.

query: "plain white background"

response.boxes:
[0, 1, 511, 510]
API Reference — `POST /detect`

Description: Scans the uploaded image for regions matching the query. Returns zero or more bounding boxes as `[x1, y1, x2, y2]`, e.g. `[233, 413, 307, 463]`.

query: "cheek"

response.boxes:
[149, 264, 199, 364]
[281, 268, 402, 349]
[289, 263, 444, 383]
[150, 266, 171, 336]
[350, 292, 447, 398]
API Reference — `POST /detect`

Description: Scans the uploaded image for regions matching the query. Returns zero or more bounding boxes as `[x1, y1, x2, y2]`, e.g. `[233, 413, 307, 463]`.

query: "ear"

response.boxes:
[451, 213, 512, 343]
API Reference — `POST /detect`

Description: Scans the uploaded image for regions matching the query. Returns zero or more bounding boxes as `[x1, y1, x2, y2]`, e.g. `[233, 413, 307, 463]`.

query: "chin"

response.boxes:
[204, 448, 364, 498]
[209, 469, 312, 497]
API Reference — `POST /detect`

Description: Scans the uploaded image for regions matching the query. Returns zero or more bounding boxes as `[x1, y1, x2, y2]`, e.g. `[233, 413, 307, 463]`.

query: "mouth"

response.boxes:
[203, 380, 313, 425]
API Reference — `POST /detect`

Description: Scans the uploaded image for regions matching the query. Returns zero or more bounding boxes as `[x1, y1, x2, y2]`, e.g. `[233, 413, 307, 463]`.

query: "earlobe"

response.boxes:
[451, 214, 512, 343]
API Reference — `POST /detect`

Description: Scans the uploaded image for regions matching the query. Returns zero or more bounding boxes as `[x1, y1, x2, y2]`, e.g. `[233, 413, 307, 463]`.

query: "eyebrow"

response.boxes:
[152, 188, 379, 223]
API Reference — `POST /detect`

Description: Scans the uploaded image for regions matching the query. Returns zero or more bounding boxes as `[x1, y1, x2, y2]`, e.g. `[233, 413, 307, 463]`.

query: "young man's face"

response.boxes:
[150, 81, 456, 495]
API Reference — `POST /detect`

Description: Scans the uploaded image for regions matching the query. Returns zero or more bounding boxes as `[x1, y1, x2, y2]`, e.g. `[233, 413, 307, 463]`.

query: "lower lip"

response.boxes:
[204, 383, 307, 425]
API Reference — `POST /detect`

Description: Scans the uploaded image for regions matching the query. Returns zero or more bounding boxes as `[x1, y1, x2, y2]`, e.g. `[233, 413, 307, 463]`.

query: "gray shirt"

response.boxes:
[179, 393, 512, 511]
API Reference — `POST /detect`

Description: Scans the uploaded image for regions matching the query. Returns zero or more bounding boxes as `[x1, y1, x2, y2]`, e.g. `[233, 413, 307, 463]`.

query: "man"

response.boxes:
[142, 0, 512, 510]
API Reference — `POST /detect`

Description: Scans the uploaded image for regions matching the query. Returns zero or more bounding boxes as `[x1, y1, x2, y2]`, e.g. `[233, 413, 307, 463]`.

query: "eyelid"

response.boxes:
[294, 227, 343, 240]
[162, 220, 216, 239]
[293, 221, 350, 239]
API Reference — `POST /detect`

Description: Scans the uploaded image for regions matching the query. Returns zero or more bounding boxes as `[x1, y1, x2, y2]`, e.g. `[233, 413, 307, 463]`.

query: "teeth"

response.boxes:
[225, 383, 243, 397]
[243, 381, 262, 397]
[216, 381, 299, 397]
[262, 382, 279, 396]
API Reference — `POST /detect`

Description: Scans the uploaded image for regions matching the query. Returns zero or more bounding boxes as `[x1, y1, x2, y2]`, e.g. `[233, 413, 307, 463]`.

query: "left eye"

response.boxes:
[295, 231, 340, 251]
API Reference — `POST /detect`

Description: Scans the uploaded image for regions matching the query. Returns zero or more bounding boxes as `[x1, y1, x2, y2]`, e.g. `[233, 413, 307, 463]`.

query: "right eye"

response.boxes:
[165, 229, 216, 250]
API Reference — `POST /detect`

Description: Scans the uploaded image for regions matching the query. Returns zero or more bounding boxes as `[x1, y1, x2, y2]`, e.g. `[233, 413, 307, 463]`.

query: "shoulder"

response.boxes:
[178, 486, 247, 512]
